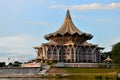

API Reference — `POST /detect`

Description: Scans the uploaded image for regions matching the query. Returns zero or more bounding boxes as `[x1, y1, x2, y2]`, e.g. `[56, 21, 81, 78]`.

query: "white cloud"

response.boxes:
[100, 37, 120, 52]
[111, 37, 120, 46]
[0, 55, 31, 65]
[51, 3, 120, 11]
[26, 21, 51, 27]
[0, 35, 34, 49]
[0, 35, 37, 63]
[51, 4, 66, 10]
[0, 56, 8, 64]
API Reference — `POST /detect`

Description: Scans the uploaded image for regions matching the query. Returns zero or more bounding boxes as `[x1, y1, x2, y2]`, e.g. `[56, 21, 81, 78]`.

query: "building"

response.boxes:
[103, 55, 113, 68]
[33, 10, 104, 63]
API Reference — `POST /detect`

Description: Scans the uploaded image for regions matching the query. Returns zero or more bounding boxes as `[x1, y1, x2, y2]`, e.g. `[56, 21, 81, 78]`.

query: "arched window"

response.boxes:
[82, 47, 86, 54]
[47, 47, 51, 54]
[76, 48, 79, 54]
[53, 47, 57, 54]
[59, 47, 66, 62]
[59, 47, 65, 54]
[71, 48, 74, 54]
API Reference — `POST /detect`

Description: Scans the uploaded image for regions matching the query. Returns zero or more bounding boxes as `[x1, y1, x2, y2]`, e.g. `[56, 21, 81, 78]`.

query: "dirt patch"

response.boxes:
[47, 67, 68, 74]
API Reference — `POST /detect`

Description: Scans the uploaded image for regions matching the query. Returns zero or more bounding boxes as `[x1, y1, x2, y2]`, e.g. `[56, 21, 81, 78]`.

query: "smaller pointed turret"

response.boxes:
[103, 56, 113, 62]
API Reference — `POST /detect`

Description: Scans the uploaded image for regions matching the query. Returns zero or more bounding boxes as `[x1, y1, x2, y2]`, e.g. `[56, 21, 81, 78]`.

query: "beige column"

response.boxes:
[51, 48, 53, 60]
[42, 47, 45, 58]
[70, 47, 72, 63]
[34, 48, 39, 57]
[74, 48, 76, 63]
[57, 49, 60, 62]
[91, 47, 97, 62]
[45, 46, 48, 59]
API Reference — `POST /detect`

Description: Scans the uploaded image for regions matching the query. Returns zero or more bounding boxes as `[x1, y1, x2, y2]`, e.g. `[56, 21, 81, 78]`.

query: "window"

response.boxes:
[47, 47, 51, 54]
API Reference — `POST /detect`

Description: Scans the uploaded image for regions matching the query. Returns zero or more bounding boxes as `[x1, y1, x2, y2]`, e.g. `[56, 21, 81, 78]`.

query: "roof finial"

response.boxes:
[65, 9, 71, 19]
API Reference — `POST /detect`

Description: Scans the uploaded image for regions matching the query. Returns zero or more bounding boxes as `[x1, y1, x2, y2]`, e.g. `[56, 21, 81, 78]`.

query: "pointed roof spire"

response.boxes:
[44, 10, 93, 40]
[52, 9, 84, 35]
[65, 9, 71, 19]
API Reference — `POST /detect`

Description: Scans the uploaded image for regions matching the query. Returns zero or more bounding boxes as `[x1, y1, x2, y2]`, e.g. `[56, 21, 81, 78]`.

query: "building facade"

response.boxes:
[33, 10, 104, 63]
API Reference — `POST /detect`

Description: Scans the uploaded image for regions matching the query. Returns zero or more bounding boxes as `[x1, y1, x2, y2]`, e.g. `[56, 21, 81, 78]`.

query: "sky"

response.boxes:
[0, 0, 120, 64]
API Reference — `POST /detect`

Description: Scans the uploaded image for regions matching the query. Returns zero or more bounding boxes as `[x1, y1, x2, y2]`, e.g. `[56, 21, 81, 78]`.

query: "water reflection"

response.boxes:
[0, 78, 70, 80]
[0, 78, 118, 80]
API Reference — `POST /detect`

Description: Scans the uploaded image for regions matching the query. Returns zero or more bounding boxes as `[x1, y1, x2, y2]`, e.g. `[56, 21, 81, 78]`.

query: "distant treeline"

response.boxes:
[0, 61, 22, 67]
[0, 62, 5, 67]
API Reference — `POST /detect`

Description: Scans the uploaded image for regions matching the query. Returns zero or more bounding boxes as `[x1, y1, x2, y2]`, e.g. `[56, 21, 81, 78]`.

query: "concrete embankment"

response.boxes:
[0, 67, 41, 75]
[0, 74, 41, 78]
[0, 64, 50, 78]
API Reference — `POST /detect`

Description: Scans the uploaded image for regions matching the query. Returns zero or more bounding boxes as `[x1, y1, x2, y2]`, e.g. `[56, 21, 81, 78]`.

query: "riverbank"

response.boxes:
[46, 67, 118, 79]
[0, 73, 117, 80]
[0, 67, 119, 79]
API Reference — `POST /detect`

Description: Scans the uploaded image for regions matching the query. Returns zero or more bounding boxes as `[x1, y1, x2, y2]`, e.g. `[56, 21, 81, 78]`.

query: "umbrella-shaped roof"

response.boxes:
[45, 10, 93, 40]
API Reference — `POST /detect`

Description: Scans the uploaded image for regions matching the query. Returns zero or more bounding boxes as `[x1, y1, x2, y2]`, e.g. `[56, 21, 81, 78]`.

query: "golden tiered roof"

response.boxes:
[52, 10, 83, 36]
[45, 10, 93, 40]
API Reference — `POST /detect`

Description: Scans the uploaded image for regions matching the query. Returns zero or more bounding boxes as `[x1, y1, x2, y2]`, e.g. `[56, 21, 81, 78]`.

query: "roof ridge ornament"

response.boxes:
[65, 9, 71, 19]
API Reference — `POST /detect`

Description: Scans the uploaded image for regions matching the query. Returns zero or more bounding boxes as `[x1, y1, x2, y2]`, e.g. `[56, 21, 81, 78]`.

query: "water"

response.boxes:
[0, 78, 70, 80]
[0, 78, 118, 80]
[0, 78, 89, 80]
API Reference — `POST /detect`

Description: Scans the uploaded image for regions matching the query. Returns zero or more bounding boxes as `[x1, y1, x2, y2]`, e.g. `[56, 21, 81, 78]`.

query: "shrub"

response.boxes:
[94, 76, 102, 80]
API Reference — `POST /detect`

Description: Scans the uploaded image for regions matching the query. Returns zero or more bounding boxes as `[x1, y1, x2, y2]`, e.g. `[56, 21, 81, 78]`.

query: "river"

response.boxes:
[0, 78, 70, 80]
[0, 78, 86, 80]
[0, 78, 118, 80]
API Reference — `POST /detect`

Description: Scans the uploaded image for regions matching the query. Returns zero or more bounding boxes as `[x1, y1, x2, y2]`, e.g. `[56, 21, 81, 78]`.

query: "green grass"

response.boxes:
[63, 68, 119, 73]
[61, 68, 119, 79]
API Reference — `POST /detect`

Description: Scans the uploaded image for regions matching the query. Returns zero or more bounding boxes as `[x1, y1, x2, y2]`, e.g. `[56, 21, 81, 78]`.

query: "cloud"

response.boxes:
[26, 21, 51, 27]
[0, 35, 30, 47]
[99, 36, 120, 52]
[51, 3, 120, 11]
[111, 37, 120, 46]
[51, 4, 66, 10]
[0, 56, 8, 64]
[0, 35, 37, 63]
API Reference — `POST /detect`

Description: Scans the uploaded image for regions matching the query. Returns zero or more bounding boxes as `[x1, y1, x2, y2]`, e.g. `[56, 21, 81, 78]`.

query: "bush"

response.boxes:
[56, 74, 62, 78]
[105, 76, 110, 80]
[0, 62, 5, 67]
[94, 76, 102, 80]
[47, 62, 53, 65]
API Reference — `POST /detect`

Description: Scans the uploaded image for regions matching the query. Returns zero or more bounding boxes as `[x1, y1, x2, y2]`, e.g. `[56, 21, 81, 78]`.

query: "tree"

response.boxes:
[0, 62, 6, 67]
[101, 51, 111, 61]
[8, 61, 22, 67]
[111, 42, 120, 64]
[8, 62, 13, 67]
[13, 61, 22, 67]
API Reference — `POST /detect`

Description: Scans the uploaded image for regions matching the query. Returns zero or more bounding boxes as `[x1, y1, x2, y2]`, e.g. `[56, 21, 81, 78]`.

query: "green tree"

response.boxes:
[101, 51, 111, 61]
[13, 61, 22, 67]
[0, 62, 6, 67]
[8, 61, 22, 67]
[8, 62, 13, 67]
[111, 42, 120, 64]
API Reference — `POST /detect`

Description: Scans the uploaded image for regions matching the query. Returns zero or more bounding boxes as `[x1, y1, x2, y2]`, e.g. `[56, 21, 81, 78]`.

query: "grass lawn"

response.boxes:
[63, 68, 119, 73]
[62, 68, 120, 79]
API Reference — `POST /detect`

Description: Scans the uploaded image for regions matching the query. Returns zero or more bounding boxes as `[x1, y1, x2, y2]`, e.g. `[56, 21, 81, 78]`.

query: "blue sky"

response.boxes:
[0, 0, 120, 63]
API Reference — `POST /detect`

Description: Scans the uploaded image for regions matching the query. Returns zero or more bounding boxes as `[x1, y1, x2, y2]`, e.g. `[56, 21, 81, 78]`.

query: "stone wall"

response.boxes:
[64, 63, 98, 67]
[0, 67, 41, 75]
